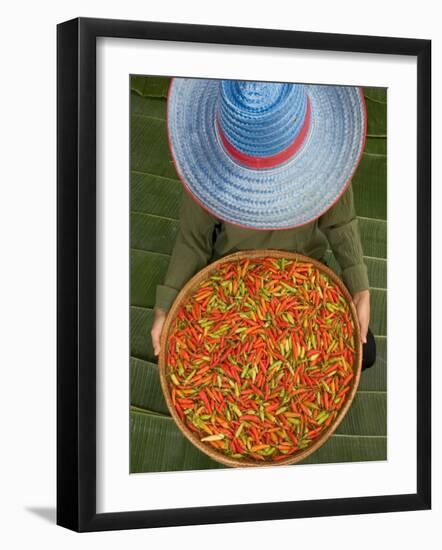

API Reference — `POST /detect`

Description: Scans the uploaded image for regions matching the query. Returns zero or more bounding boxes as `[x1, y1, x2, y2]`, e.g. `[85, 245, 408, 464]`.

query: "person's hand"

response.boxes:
[352, 289, 370, 344]
[151, 307, 167, 356]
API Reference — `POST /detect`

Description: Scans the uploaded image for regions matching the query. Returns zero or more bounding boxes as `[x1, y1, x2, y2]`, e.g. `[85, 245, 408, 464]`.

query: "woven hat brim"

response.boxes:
[167, 79, 366, 230]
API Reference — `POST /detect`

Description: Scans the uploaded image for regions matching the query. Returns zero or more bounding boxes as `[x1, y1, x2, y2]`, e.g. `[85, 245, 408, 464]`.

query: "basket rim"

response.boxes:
[158, 249, 362, 468]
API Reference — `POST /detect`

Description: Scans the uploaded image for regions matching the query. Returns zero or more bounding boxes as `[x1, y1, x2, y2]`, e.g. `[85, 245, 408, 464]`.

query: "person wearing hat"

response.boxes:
[150, 79, 376, 371]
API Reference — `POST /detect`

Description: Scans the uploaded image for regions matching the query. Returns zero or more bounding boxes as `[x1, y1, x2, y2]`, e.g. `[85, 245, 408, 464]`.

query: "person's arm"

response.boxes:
[155, 191, 219, 311]
[318, 182, 370, 342]
[151, 191, 218, 355]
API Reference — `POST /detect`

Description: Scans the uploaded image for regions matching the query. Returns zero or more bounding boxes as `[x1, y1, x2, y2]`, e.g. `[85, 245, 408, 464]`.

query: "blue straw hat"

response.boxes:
[167, 78, 366, 229]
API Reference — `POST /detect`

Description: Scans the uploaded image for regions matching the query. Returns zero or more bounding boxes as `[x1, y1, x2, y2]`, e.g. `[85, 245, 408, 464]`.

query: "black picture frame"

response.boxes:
[57, 17, 431, 532]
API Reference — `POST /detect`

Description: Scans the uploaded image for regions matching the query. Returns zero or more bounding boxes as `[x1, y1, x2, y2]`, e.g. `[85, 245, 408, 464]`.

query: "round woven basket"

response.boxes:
[159, 250, 362, 467]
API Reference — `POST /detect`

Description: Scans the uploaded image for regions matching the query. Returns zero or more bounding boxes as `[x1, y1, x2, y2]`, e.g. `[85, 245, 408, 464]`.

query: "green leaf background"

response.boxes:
[130, 77, 387, 473]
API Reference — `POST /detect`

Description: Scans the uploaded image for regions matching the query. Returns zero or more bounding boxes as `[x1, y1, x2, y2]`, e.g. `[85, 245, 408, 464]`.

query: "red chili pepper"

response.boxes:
[167, 255, 358, 463]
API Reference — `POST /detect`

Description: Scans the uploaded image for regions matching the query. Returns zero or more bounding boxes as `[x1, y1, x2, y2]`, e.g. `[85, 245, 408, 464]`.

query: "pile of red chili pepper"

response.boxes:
[166, 256, 356, 463]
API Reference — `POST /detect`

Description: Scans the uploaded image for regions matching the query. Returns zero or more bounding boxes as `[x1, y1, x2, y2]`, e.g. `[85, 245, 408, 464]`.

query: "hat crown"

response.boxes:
[217, 80, 310, 161]
[232, 81, 285, 112]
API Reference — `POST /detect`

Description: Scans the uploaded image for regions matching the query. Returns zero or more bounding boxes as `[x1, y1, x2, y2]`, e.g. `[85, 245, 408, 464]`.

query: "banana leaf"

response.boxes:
[130, 306, 155, 363]
[358, 218, 387, 258]
[299, 434, 386, 465]
[130, 357, 168, 415]
[131, 94, 167, 119]
[364, 87, 387, 103]
[129, 76, 388, 472]
[131, 76, 170, 97]
[131, 249, 170, 308]
[353, 155, 387, 220]
[131, 171, 182, 218]
[130, 408, 386, 473]
[365, 90, 387, 137]
[131, 115, 175, 178]
[335, 393, 386, 436]
[130, 408, 223, 473]
[131, 213, 179, 255]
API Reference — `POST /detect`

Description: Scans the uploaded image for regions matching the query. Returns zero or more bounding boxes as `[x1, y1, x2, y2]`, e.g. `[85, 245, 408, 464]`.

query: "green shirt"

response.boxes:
[155, 182, 369, 311]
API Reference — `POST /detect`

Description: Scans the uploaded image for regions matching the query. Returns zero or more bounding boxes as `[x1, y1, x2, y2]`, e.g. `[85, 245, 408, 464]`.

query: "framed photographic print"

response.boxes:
[57, 17, 431, 532]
